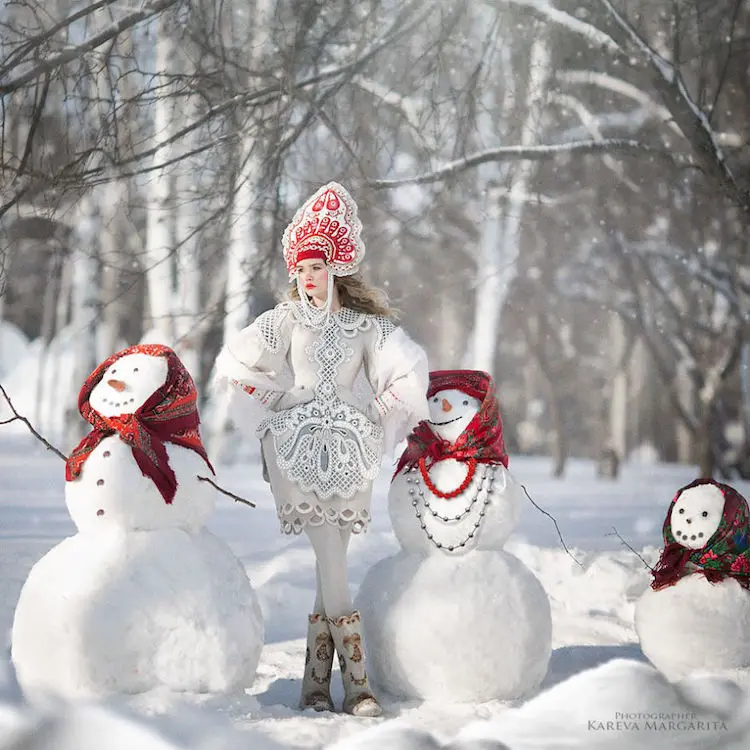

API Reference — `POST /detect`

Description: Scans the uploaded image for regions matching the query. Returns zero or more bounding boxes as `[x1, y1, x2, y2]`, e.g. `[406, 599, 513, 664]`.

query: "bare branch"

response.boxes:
[369, 139, 695, 187]
[700, 324, 742, 406]
[0, 0, 181, 95]
[0, 383, 68, 461]
[0, 386, 256, 509]
[0, 0, 122, 79]
[606, 527, 654, 572]
[708, 0, 745, 123]
[197, 476, 256, 508]
[519, 484, 583, 567]
[550, 91, 640, 192]
[596, 0, 750, 213]
[497, 0, 622, 53]
[557, 70, 684, 139]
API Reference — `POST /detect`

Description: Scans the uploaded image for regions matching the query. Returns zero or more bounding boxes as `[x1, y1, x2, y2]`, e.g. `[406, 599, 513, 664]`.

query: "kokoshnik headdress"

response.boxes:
[282, 182, 365, 323]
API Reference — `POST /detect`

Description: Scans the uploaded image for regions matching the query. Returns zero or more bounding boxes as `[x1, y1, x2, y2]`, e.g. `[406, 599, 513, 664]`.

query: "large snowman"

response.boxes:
[355, 369, 552, 702]
[11, 344, 264, 702]
[635, 478, 750, 682]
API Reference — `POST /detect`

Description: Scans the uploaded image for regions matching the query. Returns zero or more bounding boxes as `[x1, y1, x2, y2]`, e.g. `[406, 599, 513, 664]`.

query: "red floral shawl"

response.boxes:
[394, 369, 509, 478]
[65, 344, 214, 504]
[651, 478, 750, 591]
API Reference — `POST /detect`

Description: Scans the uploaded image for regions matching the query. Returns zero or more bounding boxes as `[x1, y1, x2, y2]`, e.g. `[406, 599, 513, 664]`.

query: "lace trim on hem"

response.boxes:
[277, 503, 371, 535]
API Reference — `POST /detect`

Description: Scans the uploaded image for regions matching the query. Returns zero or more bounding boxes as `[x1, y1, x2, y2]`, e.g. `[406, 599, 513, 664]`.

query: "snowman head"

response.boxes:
[88, 352, 169, 417]
[427, 388, 481, 444]
[669, 483, 725, 549]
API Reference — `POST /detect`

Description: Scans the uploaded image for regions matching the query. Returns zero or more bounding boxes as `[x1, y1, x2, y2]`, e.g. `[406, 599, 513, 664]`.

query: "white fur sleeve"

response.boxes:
[365, 321, 430, 457]
[211, 304, 294, 432]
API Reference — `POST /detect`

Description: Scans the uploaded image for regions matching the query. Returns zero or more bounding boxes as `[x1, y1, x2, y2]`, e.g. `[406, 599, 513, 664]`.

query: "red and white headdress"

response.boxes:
[282, 182, 365, 280]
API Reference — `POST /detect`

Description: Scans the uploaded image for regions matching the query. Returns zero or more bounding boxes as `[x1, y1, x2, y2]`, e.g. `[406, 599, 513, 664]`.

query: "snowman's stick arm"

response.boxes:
[0, 382, 68, 461]
[606, 527, 654, 572]
[197, 475, 256, 508]
[0, 382, 257, 509]
[520, 483, 583, 568]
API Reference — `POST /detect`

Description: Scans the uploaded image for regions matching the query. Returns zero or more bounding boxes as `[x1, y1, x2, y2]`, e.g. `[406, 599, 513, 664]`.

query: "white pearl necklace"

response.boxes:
[405, 464, 495, 552]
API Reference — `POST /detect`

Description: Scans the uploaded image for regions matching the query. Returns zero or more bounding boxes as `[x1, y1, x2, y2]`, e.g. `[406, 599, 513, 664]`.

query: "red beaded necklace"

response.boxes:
[418, 457, 477, 500]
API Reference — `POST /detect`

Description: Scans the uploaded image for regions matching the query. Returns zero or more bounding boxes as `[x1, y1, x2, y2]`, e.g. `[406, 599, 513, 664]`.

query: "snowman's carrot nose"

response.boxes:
[107, 379, 127, 392]
[441, 398, 452, 412]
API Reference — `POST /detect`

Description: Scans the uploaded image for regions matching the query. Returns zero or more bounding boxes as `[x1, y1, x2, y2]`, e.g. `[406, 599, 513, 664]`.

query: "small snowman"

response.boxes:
[635, 478, 750, 682]
[355, 370, 551, 702]
[11, 344, 264, 702]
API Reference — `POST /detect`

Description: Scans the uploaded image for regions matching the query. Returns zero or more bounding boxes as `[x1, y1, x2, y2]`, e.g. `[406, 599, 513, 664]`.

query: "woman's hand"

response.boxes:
[365, 400, 381, 424]
[275, 386, 315, 411]
[337, 389, 366, 413]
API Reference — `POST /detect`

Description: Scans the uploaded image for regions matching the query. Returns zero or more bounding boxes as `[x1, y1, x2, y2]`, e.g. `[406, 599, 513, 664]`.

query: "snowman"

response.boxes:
[635, 478, 750, 682]
[355, 370, 552, 703]
[11, 344, 264, 702]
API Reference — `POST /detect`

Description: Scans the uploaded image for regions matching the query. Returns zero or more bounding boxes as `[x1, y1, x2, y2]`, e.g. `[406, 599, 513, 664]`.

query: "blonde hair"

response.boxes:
[288, 272, 397, 319]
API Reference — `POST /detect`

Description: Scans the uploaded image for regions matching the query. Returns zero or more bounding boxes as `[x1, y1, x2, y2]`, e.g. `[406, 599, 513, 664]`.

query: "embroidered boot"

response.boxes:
[299, 613, 335, 711]
[328, 611, 382, 717]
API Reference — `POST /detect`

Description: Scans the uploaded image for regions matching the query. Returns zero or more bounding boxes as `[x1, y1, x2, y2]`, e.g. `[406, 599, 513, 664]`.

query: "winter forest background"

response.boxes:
[1, 0, 749, 480]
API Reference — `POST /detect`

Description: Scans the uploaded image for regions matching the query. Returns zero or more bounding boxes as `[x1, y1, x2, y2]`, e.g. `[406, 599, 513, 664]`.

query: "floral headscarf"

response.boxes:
[651, 478, 750, 591]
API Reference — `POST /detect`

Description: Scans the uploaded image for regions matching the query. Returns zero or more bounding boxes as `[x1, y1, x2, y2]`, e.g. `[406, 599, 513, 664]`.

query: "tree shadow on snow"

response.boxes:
[540, 643, 647, 690]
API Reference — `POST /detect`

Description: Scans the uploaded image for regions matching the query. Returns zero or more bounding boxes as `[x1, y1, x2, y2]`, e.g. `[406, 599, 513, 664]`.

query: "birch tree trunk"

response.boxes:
[697, 411, 715, 479]
[34, 240, 67, 431]
[99, 178, 129, 358]
[438, 281, 464, 368]
[609, 313, 628, 463]
[144, 12, 179, 345]
[741, 341, 750, 473]
[675, 363, 696, 464]
[46, 243, 73, 436]
[208, 0, 274, 460]
[465, 36, 552, 373]
[173, 95, 203, 380]
[64, 198, 101, 450]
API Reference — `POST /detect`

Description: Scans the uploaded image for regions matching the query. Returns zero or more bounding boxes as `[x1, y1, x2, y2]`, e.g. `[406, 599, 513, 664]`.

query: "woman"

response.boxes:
[213, 182, 429, 716]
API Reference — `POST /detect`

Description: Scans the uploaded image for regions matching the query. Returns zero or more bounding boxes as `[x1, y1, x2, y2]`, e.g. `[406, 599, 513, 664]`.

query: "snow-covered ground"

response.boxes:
[3, 435, 750, 749]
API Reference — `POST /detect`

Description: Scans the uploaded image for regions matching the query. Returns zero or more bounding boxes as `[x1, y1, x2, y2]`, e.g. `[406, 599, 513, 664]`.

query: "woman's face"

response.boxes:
[296, 259, 329, 304]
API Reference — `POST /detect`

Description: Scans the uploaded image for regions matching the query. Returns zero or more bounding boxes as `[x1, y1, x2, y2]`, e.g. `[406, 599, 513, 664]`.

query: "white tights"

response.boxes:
[308, 524, 353, 619]
[261, 434, 362, 620]
[262, 433, 371, 619]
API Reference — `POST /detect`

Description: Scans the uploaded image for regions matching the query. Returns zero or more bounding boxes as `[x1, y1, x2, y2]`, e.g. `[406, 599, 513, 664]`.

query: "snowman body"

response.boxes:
[635, 482, 750, 681]
[636, 574, 750, 682]
[357, 384, 552, 702]
[389, 458, 522, 554]
[11, 528, 263, 700]
[11, 349, 264, 701]
[65, 436, 215, 533]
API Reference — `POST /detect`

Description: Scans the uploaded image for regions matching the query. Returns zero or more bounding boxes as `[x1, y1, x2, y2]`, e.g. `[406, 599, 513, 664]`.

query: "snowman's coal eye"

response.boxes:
[678, 508, 685, 514]
[702, 511, 708, 517]
[432, 397, 438, 402]
[463, 400, 468, 406]
[111, 369, 117, 374]
[134, 368, 139, 373]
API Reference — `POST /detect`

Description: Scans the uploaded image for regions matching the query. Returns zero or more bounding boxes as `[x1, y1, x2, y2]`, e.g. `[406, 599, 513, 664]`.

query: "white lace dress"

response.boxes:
[214, 301, 429, 534]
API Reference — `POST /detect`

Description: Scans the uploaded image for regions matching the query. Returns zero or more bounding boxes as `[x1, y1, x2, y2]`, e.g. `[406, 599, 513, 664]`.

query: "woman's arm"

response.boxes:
[363, 319, 430, 456]
[212, 303, 295, 431]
